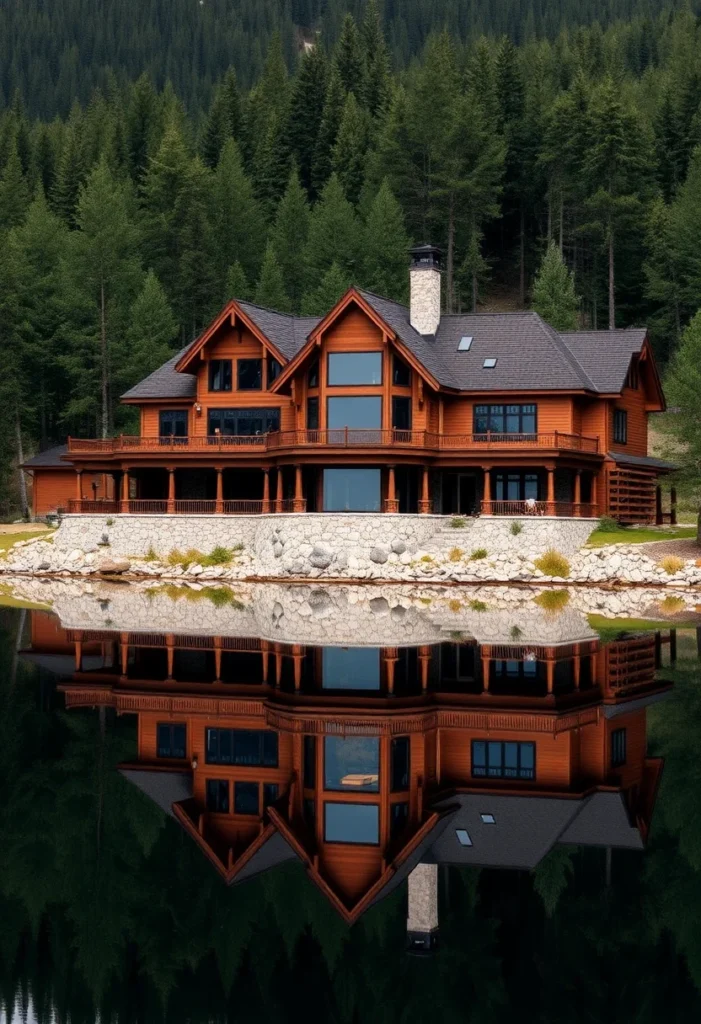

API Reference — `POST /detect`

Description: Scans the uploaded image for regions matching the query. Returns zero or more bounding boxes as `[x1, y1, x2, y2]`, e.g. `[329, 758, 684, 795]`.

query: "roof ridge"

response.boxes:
[358, 287, 409, 310]
[537, 317, 597, 392]
[440, 310, 541, 318]
[237, 298, 300, 321]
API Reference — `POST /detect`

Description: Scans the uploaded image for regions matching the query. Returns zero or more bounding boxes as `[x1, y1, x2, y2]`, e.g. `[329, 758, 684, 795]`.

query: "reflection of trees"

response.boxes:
[3, 610, 701, 1020]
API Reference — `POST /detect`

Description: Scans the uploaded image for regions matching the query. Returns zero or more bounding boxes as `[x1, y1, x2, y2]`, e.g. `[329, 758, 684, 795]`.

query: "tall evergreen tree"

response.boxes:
[225, 260, 251, 303]
[334, 14, 365, 96]
[312, 64, 347, 196]
[286, 45, 328, 197]
[211, 138, 265, 295]
[0, 142, 30, 231]
[362, 179, 410, 301]
[303, 172, 362, 289]
[201, 68, 241, 170]
[123, 269, 179, 390]
[362, 0, 392, 118]
[139, 120, 191, 297]
[531, 241, 580, 330]
[174, 157, 217, 337]
[269, 166, 311, 312]
[254, 241, 291, 312]
[332, 92, 367, 206]
[301, 261, 349, 316]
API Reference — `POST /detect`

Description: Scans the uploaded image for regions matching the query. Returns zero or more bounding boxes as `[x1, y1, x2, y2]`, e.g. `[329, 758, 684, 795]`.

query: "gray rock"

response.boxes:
[391, 538, 407, 555]
[310, 550, 333, 569]
[390, 604, 406, 622]
[97, 557, 130, 574]
[37, 562, 51, 571]
[308, 588, 332, 610]
[369, 546, 389, 564]
[335, 551, 349, 570]
[369, 596, 390, 616]
[273, 541, 284, 558]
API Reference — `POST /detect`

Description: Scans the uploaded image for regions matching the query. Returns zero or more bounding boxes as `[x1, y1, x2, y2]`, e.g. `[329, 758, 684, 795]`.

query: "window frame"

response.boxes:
[471, 739, 536, 780]
[207, 407, 280, 437]
[234, 780, 260, 815]
[323, 736, 380, 793]
[392, 395, 412, 432]
[613, 408, 628, 445]
[392, 354, 411, 387]
[237, 358, 263, 391]
[205, 727, 279, 767]
[326, 395, 382, 430]
[156, 722, 187, 759]
[611, 728, 627, 768]
[327, 351, 383, 387]
[159, 409, 189, 438]
[206, 778, 230, 813]
[323, 801, 381, 846]
[208, 359, 232, 393]
[473, 403, 537, 437]
[307, 396, 319, 430]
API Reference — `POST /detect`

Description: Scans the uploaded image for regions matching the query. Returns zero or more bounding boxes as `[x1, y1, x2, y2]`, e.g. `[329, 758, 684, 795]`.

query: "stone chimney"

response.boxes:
[406, 863, 439, 954]
[409, 244, 441, 336]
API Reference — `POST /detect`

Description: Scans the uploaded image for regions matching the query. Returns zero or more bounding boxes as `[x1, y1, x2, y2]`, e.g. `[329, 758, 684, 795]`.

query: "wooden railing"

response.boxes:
[67, 430, 600, 455]
[67, 499, 119, 513]
[173, 499, 217, 514]
[481, 500, 599, 517]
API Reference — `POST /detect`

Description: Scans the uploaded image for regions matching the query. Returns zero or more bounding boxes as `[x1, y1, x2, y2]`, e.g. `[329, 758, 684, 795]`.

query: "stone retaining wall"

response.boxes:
[466, 516, 597, 558]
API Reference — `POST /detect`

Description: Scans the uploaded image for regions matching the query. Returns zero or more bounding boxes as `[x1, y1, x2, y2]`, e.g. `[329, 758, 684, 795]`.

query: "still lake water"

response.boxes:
[1, 579, 700, 1022]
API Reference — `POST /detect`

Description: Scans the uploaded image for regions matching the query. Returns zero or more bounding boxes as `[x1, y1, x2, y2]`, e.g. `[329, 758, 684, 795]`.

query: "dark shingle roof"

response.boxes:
[359, 290, 452, 385]
[121, 347, 196, 400]
[22, 444, 70, 468]
[560, 329, 647, 392]
[557, 792, 644, 850]
[607, 451, 677, 472]
[118, 768, 193, 818]
[237, 300, 320, 359]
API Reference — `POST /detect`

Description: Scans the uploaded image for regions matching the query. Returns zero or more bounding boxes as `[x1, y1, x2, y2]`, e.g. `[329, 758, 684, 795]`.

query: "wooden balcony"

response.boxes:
[67, 429, 600, 456]
[481, 500, 599, 517]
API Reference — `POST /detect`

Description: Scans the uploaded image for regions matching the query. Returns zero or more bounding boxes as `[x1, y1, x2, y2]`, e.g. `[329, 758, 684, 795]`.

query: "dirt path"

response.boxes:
[636, 537, 701, 560]
[0, 523, 52, 534]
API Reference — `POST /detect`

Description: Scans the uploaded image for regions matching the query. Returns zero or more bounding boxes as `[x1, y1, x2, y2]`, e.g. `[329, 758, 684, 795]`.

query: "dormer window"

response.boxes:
[209, 359, 232, 392]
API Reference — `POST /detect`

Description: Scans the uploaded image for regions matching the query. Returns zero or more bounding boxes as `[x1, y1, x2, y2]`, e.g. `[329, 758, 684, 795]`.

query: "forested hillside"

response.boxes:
[1, 0, 693, 116]
[3, 2, 701, 510]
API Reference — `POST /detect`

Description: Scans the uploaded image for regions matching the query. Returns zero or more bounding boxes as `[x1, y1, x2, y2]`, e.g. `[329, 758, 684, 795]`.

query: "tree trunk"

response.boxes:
[15, 405, 28, 518]
[446, 197, 455, 313]
[519, 205, 525, 305]
[100, 276, 109, 439]
[608, 225, 615, 331]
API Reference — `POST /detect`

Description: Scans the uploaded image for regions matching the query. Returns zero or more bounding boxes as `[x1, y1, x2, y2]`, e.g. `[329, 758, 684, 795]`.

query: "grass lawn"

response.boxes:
[588, 615, 698, 639]
[0, 529, 53, 554]
[586, 526, 697, 548]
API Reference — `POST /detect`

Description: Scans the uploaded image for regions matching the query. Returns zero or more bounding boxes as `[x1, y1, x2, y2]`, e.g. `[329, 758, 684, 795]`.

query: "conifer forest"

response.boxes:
[3, 0, 701, 506]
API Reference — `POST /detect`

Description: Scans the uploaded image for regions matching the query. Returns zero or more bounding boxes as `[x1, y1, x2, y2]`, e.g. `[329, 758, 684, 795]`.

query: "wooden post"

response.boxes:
[120, 641, 128, 676]
[670, 486, 677, 526]
[262, 468, 271, 513]
[120, 469, 130, 513]
[670, 628, 677, 665]
[574, 470, 582, 516]
[547, 466, 555, 514]
[167, 468, 175, 514]
[214, 637, 222, 681]
[276, 467, 284, 512]
[546, 659, 555, 695]
[655, 485, 663, 526]
[74, 640, 83, 672]
[573, 654, 581, 690]
[215, 468, 223, 513]
[481, 653, 491, 692]
[75, 469, 82, 503]
[419, 646, 431, 691]
[166, 635, 175, 680]
[293, 644, 303, 691]
[386, 465, 398, 513]
[482, 467, 492, 513]
[293, 465, 304, 512]
[418, 465, 431, 513]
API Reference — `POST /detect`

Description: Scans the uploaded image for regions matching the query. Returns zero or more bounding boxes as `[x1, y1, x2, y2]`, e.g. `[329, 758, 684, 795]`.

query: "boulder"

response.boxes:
[369, 596, 390, 616]
[391, 538, 407, 555]
[273, 541, 284, 558]
[369, 546, 389, 564]
[97, 557, 130, 575]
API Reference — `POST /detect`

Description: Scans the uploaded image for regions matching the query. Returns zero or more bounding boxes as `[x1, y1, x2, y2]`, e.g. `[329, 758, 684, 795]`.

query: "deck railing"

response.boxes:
[67, 430, 599, 454]
[67, 499, 119, 513]
[481, 500, 598, 517]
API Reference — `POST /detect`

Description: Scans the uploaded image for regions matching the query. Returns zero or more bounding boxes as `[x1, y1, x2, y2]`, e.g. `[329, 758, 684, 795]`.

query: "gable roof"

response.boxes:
[236, 300, 320, 360]
[560, 329, 648, 393]
[121, 346, 196, 401]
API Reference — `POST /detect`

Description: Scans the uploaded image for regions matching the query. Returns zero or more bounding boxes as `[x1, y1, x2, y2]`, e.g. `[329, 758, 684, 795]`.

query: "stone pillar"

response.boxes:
[482, 468, 492, 513]
[574, 470, 582, 516]
[655, 485, 663, 526]
[385, 465, 399, 513]
[418, 466, 431, 514]
[406, 863, 439, 952]
[215, 468, 223, 513]
[547, 466, 555, 514]
[293, 465, 305, 512]
[276, 467, 284, 512]
[120, 469, 130, 513]
[167, 468, 175, 514]
[262, 468, 271, 513]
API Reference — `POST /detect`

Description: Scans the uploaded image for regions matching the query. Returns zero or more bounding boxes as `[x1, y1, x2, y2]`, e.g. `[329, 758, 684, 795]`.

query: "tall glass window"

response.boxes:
[495, 472, 539, 501]
[307, 397, 319, 430]
[327, 397, 382, 430]
[321, 647, 381, 689]
[323, 468, 381, 511]
[324, 736, 380, 792]
[237, 358, 262, 390]
[157, 723, 186, 758]
[205, 728, 278, 766]
[209, 360, 232, 392]
[393, 354, 411, 386]
[234, 781, 259, 815]
[328, 351, 382, 385]
[392, 396, 412, 431]
[324, 803, 380, 844]
[206, 779, 229, 812]
[390, 737, 410, 791]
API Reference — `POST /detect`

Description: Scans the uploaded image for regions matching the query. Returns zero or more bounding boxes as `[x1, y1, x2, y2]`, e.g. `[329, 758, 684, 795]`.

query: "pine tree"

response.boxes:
[332, 92, 367, 205]
[362, 179, 410, 301]
[663, 309, 701, 486]
[212, 138, 265, 291]
[252, 109, 291, 218]
[174, 157, 217, 337]
[531, 241, 580, 330]
[127, 74, 158, 181]
[269, 166, 310, 312]
[362, 0, 392, 118]
[139, 119, 191, 295]
[122, 270, 178, 389]
[303, 173, 362, 289]
[312, 63, 347, 196]
[334, 14, 365, 96]
[254, 242, 291, 312]
[225, 260, 251, 303]
[201, 68, 241, 169]
[51, 124, 85, 225]
[286, 45, 328, 197]
[0, 142, 30, 231]
[301, 261, 349, 316]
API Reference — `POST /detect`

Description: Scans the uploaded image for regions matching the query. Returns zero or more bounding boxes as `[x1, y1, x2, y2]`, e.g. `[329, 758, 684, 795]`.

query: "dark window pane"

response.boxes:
[206, 779, 229, 812]
[304, 798, 315, 823]
[303, 736, 316, 786]
[263, 783, 279, 808]
[327, 396, 382, 429]
[308, 360, 319, 388]
[238, 359, 262, 390]
[159, 409, 188, 437]
[321, 647, 381, 688]
[506, 413, 520, 433]
[392, 396, 412, 431]
[323, 468, 381, 511]
[234, 781, 259, 815]
[172, 724, 186, 759]
[522, 412, 536, 434]
[472, 740, 535, 780]
[233, 730, 259, 765]
[262, 731, 279, 767]
[614, 409, 627, 444]
[391, 802, 409, 838]
[209, 360, 232, 392]
[324, 802, 380, 844]
[391, 737, 410, 791]
[328, 351, 382, 385]
[393, 355, 411, 386]
[307, 397, 319, 430]
[324, 736, 380, 792]
[267, 356, 282, 383]
[472, 741, 486, 769]
[611, 728, 627, 767]
[207, 408, 279, 436]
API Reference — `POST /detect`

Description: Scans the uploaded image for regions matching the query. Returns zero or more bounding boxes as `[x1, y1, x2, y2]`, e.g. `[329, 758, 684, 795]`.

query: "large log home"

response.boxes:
[39, 616, 672, 931]
[25, 246, 673, 522]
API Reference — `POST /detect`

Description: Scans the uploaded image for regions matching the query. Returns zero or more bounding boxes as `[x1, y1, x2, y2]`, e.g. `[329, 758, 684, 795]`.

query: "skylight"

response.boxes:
[483, 357, 497, 368]
[456, 829, 472, 847]
[458, 335, 473, 351]
[480, 813, 496, 825]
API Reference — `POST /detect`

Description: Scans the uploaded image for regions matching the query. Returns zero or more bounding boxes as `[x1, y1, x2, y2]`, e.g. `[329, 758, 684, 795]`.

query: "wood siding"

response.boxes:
[31, 468, 112, 516]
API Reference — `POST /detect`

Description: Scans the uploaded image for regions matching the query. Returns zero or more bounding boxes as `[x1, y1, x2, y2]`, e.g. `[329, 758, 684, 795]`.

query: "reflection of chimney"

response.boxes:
[409, 245, 441, 336]
[406, 863, 439, 954]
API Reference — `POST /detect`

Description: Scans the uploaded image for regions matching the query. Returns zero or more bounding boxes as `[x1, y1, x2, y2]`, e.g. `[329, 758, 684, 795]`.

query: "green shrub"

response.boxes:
[534, 589, 570, 612]
[448, 547, 464, 562]
[597, 515, 620, 532]
[658, 595, 686, 615]
[105, 517, 114, 526]
[470, 547, 488, 560]
[510, 521, 523, 536]
[450, 517, 467, 528]
[469, 599, 488, 612]
[510, 625, 523, 640]
[534, 549, 570, 577]
[448, 598, 462, 612]
[203, 545, 234, 566]
[144, 546, 159, 562]
[659, 555, 685, 575]
[420, 554, 434, 563]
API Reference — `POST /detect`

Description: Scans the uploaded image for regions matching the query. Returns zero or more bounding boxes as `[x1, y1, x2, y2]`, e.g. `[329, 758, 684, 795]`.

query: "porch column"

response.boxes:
[214, 638, 222, 682]
[166, 634, 175, 681]
[671, 486, 677, 526]
[262, 468, 271, 513]
[591, 472, 598, 514]
[75, 468, 82, 504]
[167, 468, 175, 514]
[655, 485, 663, 526]
[573, 654, 581, 690]
[546, 659, 555, 695]
[418, 466, 431, 514]
[293, 465, 305, 512]
[120, 468, 130, 513]
[546, 465, 555, 514]
[419, 646, 431, 692]
[74, 639, 83, 672]
[386, 465, 399, 513]
[215, 467, 223, 513]
[574, 470, 582, 516]
[482, 467, 492, 513]
[275, 467, 284, 512]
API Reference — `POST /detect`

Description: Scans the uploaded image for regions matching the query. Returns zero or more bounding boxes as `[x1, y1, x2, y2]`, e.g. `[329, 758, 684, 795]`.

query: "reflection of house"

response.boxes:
[29, 611, 672, 932]
[26, 246, 673, 522]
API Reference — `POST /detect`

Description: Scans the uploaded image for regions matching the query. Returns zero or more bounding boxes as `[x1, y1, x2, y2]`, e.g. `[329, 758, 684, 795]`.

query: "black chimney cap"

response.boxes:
[409, 244, 442, 269]
[406, 929, 439, 955]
